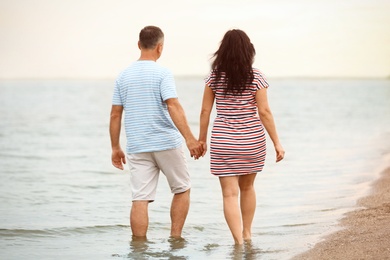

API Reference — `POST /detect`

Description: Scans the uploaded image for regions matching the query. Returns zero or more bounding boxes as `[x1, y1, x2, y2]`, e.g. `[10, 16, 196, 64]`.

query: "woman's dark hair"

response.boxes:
[139, 26, 164, 49]
[211, 29, 255, 95]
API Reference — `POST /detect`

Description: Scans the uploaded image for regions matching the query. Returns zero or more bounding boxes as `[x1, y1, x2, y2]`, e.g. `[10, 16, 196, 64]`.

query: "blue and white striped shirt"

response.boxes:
[112, 60, 182, 154]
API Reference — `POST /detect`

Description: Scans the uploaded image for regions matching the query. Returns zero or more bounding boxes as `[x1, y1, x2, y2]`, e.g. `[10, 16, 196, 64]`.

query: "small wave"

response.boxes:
[0, 224, 128, 238]
[281, 223, 316, 228]
[0, 153, 46, 160]
[83, 170, 117, 175]
[63, 184, 117, 190]
[0, 153, 88, 160]
[203, 243, 220, 251]
[319, 208, 338, 212]
[192, 226, 205, 232]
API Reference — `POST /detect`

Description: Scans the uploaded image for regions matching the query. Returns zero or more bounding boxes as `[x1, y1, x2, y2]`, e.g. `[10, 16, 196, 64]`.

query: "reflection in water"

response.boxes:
[126, 236, 189, 259]
[127, 236, 150, 260]
[126, 236, 265, 259]
[229, 240, 263, 260]
[168, 236, 188, 251]
[229, 244, 244, 260]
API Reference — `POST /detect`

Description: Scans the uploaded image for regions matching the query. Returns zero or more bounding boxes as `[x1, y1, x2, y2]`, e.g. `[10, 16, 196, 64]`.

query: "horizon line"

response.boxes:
[0, 75, 389, 81]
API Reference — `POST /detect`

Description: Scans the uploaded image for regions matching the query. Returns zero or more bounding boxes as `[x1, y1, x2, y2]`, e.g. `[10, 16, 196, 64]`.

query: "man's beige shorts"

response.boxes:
[127, 146, 191, 201]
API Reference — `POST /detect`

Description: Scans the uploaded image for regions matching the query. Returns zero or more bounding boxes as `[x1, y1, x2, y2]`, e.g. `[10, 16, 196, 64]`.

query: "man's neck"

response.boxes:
[138, 50, 159, 61]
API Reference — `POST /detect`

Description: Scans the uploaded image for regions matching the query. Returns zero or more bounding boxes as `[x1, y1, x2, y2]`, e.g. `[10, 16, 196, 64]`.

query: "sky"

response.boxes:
[0, 0, 389, 79]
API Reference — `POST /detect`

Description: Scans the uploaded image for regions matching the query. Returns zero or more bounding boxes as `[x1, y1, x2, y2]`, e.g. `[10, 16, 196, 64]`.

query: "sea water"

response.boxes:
[0, 78, 389, 259]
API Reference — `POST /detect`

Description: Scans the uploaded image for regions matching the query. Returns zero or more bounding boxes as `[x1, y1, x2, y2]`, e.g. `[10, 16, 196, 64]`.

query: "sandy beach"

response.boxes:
[293, 167, 390, 260]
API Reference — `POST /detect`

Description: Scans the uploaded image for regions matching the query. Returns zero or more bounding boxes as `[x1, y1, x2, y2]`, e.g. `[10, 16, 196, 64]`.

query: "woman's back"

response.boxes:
[206, 68, 268, 119]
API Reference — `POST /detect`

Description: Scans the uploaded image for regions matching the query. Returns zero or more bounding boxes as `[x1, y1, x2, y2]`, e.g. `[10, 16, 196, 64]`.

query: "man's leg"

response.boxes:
[127, 152, 159, 238]
[154, 147, 191, 238]
[170, 189, 190, 238]
[130, 201, 149, 237]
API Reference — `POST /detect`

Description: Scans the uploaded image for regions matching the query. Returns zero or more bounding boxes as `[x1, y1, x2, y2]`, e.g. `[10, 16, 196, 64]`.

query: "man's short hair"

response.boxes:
[139, 26, 164, 49]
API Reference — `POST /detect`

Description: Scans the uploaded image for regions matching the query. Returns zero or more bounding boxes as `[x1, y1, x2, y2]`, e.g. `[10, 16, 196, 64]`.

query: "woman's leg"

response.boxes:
[219, 176, 244, 244]
[239, 173, 257, 241]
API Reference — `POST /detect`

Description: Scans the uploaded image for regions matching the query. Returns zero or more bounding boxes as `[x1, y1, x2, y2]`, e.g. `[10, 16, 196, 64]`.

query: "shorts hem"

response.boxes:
[172, 186, 191, 194]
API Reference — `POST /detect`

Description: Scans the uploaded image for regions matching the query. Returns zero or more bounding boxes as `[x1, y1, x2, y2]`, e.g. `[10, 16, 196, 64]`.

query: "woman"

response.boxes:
[199, 29, 285, 245]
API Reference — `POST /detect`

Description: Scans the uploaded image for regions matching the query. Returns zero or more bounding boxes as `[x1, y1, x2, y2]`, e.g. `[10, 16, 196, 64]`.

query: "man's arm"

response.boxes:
[109, 105, 126, 169]
[165, 98, 202, 159]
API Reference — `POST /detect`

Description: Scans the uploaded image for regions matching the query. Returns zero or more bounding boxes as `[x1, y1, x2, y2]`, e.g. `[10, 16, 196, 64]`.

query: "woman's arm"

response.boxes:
[256, 88, 285, 162]
[199, 85, 215, 157]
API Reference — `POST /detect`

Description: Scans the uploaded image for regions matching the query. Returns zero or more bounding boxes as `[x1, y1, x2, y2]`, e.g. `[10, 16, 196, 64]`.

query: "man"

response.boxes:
[109, 26, 202, 238]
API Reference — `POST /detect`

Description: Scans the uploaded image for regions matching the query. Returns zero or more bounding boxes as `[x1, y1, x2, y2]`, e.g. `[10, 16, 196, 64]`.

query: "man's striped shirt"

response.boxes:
[112, 60, 182, 154]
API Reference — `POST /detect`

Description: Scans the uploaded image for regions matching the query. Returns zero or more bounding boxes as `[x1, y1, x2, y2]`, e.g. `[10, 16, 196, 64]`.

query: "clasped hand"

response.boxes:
[187, 139, 207, 160]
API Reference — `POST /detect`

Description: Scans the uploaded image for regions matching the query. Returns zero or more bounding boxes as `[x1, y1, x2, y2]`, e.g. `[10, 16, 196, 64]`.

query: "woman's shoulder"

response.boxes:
[205, 69, 226, 81]
[252, 67, 265, 76]
[207, 69, 219, 76]
[251, 67, 269, 89]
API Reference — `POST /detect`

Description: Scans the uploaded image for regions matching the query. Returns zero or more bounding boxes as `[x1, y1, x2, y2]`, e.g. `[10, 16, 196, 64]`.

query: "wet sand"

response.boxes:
[293, 168, 390, 260]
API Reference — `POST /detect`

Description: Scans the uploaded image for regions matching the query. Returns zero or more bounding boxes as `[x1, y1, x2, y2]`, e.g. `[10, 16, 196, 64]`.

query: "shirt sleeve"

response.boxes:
[204, 71, 215, 91]
[112, 78, 123, 105]
[205, 72, 212, 85]
[160, 70, 178, 101]
[253, 69, 269, 90]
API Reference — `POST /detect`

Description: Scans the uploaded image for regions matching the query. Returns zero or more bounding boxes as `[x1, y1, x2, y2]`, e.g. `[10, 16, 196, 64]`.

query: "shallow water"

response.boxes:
[0, 78, 389, 259]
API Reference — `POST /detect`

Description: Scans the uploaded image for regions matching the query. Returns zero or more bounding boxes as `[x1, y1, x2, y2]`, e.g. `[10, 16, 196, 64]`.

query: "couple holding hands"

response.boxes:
[109, 25, 284, 245]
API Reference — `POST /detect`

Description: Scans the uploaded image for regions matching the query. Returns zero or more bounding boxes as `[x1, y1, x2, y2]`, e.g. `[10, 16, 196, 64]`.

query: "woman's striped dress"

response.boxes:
[205, 68, 269, 176]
